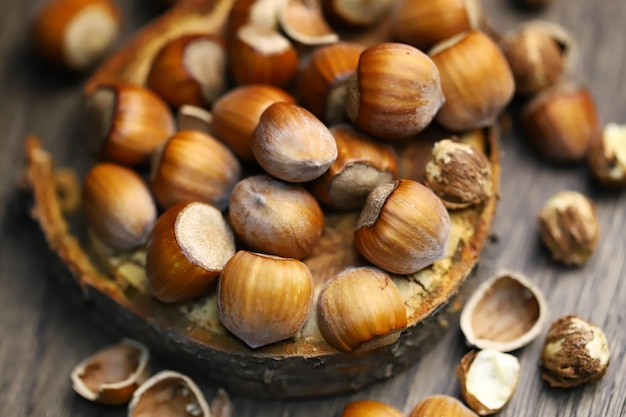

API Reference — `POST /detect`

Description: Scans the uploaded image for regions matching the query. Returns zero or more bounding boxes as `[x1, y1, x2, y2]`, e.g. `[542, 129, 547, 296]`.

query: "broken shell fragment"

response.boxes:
[128, 370, 210, 417]
[456, 349, 520, 415]
[460, 269, 548, 352]
[71, 338, 150, 405]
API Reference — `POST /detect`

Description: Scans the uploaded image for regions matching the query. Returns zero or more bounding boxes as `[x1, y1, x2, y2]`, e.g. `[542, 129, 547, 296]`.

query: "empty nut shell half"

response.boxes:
[128, 370, 210, 417]
[460, 269, 548, 352]
[71, 338, 150, 405]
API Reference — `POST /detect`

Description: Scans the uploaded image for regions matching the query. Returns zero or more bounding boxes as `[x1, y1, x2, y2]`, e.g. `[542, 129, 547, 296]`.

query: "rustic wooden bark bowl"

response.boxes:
[25, 0, 500, 399]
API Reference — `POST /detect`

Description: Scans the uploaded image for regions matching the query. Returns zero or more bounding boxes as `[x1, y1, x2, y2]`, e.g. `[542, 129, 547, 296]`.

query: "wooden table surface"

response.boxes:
[1, 0, 625, 416]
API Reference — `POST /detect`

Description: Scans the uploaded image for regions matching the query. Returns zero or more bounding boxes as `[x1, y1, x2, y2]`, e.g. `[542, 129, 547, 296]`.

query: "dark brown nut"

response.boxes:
[588, 123, 626, 189]
[512, 0, 553, 10]
[30, 0, 121, 71]
[521, 82, 601, 163]
[84, 83, 175, 166]
[146, 34, 227, 108]
[340, 400, 404, 417]
[151, 130, 241, 210]
[429, 30, 515, 132]
[537, 190, 600, 266]
[346, 42, 445, 140]
[217, 250, 314, 348]
[354, 179, 451, 275]
[424, 139, 493, 210]
[317, 267, 407, 353]
[146, 201, 236, 303]
[82, 163, 157, 251]
[228, 174, 324, 260]
[540, 315, 610, 388]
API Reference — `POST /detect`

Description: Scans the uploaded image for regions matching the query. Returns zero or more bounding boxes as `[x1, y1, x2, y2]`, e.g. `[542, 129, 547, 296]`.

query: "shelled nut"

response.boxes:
[82, 163, 157, 251]
[317, 267, 407, 352]
[354, 179, 450, 275]
[146, 33, 227, 108]
[146, 201, 236, 303]
[424, 139, 493, 210]
[537, 190, 600, 266]
[151, 130, 241, 210]
[30, 0, 121, 71]
[277, 0, 339, 46]
[346, 42, 445, 140]
[341, 399, 404, 417]
[311, 124, 398, 211]
[211, 84, 296, 162]
[321, 0, 395, 29]
[84, 83, 175, 166]
[228, 174, 324, 260]
[410, 395, 479, 417]
[540, 315, 610, 388]
[521, 82, 601, 163]
[588, 123, 626, 189]
[217, 250, 314, 348]
[252, 102, 338, 182]
[429, 30, 515, 132]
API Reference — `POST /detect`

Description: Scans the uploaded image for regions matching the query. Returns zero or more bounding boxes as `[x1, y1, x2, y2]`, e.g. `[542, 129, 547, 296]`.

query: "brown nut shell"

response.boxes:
[341, 400, 404, 417]
[460, 269, 548, 352]
[410, 395, 478, 417]
[71, 338, 150, 405]
[278, 0, 338, 45]
[321, 0, 395, 29]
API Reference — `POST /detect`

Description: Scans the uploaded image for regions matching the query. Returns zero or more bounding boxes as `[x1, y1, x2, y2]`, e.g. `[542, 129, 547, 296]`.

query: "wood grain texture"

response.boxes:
[0, 0, 624, 416]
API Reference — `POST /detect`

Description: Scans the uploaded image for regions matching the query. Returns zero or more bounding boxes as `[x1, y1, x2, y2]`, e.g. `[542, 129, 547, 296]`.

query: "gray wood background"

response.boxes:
[1, 0, 624, 416]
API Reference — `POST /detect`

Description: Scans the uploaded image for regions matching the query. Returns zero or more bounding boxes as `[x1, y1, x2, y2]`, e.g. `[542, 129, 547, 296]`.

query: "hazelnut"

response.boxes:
[84, 83, 176, 166]
[146, 201, 236, 303]
[354, 180, 451, 275]
[537, 190, 600, 266]
[311, 124, 398, 211]
[321, 0, 395, 29]
[277, 0, 339, 46]
[228, 174, 324, 260]
[211, 84, 296, 162]
[341, 400, 404, 417]
[410, 395, 479, 417]
[391, 0, 481, 52]
[217, 250, 314, 348]
[151, 130, 241, 210]
[317, 267, 408, 352]
[146, 33, 227, 108]
[429, 30, 515, 132]
[521, 82, 601, 163]
[424, 139, 493, 210]
[456, 349, 520, 415]
[346, 42, 445, 140]
[540, 315, 610, 388]
[176, 105, 214, 136]
[82, 163, 157, 251]
[224, 0, 280, 41]
[588, 123, 626, 189]
[128, 370, 210, 417]
[252, 102, 338, 182]
[30, 0, 121, 71]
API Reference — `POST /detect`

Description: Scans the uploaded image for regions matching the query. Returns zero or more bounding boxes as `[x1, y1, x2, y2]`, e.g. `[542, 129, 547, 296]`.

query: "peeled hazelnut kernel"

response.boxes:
[424, 139, 493, 210]
[456, 349, 520, 416]
[228, 174, 324, 260]
[298, 41, 365, 125]
[410, 395, 479, 417]
[30, 0, 121, 71]
[321, 0, 395, 29]
[128, 370, 210, 417]
[311, 124, 398, 211]
[540, 315, 610, 388]
[146, 33, 227, 108]
[537, 191, 600, 266]
[84, 83, 176, 166]
[391, 0, 481, 52]
[355, 180, 451, 275]
[521, 82, 601, 163]
[151, 130, 241, 211]
[82, 163, 157, 251]
[346, 42, 445, 140]
[252, 102, 338, 182]
[588, 123, 626, 189]
[429, 30, 515, 132]
[146, 201, 236, 303]
[341, 400, 404, 417]
[317, 267, 408, 352]
[278, 0, 339, 46]
[71, 338, 150, 405]
[211, 84, 296, 162]
[217, 250, 314, 348]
